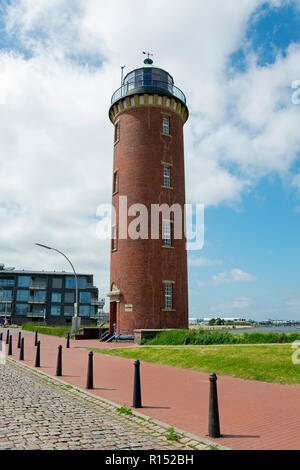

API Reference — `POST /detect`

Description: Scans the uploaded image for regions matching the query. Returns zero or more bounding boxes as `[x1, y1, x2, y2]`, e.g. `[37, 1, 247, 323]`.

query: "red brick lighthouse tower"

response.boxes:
[108, 57, 189, 336]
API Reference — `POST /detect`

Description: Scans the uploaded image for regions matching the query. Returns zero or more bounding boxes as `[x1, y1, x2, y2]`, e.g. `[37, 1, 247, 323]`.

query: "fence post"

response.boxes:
[86, 351, 94, 389]
[19, 338, 24, 361]
[8, 335, 12, 356]
[132, 360, 142, 408]
[35, 340, 40, 367]
[56, 345, 62, 376]
[208, 372, 221, 438]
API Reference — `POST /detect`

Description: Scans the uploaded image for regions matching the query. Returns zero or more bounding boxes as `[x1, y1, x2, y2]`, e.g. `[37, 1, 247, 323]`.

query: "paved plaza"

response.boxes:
[1, 327, 300, 450]
[0, 360, 213, 451]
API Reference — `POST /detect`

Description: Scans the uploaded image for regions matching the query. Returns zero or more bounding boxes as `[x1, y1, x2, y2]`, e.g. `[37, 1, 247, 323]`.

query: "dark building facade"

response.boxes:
[0, 264, 104, 325]
[108, 63, 189, 335]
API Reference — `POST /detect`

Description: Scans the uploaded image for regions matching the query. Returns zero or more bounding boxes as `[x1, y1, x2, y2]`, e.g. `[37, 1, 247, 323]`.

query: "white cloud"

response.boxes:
[212, 268, 257, 285]
[189, 256, 223, 267]
[211, 296, 252, 313]
[286, 299, 300, 310]
[0, 0, 299, 305]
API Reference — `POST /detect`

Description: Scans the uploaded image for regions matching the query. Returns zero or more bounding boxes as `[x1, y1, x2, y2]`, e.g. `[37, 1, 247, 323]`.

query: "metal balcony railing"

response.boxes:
[28, 297, 46, 304]
[111, 80, 186, 106]
[29, 282, 47, 290]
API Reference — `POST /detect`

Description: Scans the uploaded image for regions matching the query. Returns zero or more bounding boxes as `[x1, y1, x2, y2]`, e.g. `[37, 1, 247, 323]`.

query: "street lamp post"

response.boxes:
[36, 243, 81, 334]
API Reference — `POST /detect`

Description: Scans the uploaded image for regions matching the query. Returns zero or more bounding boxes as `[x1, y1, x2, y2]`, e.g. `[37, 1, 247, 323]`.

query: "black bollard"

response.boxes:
[17, 331, 21, 349]
[8, 335, 12, 356]
[132, 360, 142, 408]
[19, 338, 24, 361]
[0, 332, 2, 351]
[56, 345, 62, 376]
[208, 373, 221, 438]
[34, 331, 38, 346]
[66, 332, 70, 349]
[86, 351, 94, 389]
[6, 329, 9, 345]
[35, 340, 40, 368]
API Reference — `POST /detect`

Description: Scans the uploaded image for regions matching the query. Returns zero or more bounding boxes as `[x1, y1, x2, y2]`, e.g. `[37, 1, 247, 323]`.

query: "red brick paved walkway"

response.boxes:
[4, 330, 300, 450]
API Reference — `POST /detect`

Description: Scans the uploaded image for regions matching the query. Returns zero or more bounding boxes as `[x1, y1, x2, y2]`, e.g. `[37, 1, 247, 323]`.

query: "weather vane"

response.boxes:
[143, 51, 153, 65]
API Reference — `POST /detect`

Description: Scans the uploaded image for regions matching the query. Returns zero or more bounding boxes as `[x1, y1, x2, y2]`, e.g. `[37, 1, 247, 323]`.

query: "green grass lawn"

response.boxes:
[22, 323, 72, 338]
[88, 345, 300, 385]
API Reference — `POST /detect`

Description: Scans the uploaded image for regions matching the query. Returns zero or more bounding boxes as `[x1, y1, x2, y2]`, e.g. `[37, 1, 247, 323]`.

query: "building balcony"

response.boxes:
[0, 299, 12, 303]
[27, 313, 44, 318]
[111, 79, 186, 107]
[28, 298, 46, 304]
[29, 282, 47, 290]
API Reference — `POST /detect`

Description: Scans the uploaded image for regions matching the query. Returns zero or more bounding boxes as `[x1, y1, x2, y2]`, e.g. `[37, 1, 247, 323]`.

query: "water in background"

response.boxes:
[228, 325, 300, 335]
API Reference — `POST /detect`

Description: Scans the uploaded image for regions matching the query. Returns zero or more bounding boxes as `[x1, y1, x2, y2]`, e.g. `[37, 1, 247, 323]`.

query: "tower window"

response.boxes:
[164, 283, 173, 310]
[163, 165, 171, 187]
[114, 120, 120, 143]
[163, 220, 172, 247]
[113, 170, 118, 194]
[111, 225, 117, 251]
[162, 116, 170, 135]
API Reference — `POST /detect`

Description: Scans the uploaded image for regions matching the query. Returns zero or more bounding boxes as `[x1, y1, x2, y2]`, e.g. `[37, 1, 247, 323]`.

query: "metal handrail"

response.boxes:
[111, 79, 186, 105]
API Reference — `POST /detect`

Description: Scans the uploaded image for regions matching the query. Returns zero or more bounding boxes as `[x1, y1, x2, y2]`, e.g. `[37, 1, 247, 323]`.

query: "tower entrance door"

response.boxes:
[109, 301, 117, 335]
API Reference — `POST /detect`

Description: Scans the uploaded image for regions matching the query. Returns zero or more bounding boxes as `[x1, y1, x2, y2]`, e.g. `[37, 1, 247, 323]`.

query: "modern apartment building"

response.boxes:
[0, 264, 105, 325]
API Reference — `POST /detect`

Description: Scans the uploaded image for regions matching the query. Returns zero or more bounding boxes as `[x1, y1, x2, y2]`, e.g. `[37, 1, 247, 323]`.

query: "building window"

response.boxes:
[33, 291, 46, 302]
[162, 116, 170, 134]
[0, 289, 12, 301]
[64, 292, 75, 303]
[0, 278, 14, 286]
[114, 120, 120, 143]
[15, 304, 29, 316]
[16, 290, 29, 301]
[52, 292, 62, 303]
[65, 277, 76, 289]
[78, 277, 87, 289]
[79, 305, 90, 317]
[64, 305, 74, 317]
[0, 304, 11, 314]
[113, 170, 118, 194]
[163, 220, 172, 247]
[18, 276, 30, 287]
[51, 305, 61, 316]
[80, 292, 91, 304]
[112, 225, 117, 251]
[164, 283, 173, 310]
[163, 165, 171, 187]
[52, 278, 62, 289]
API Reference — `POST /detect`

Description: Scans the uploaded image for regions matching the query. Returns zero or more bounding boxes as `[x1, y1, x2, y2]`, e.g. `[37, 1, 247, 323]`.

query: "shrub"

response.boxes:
[143, 328, 300, 346]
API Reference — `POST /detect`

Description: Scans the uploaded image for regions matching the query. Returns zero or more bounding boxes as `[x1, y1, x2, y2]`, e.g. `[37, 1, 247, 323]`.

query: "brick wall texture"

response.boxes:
[110, 104, 188, 335]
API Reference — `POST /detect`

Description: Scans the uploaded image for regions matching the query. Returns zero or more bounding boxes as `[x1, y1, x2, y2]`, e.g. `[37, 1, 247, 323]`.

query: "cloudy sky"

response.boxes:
[0, 0, 300, 320]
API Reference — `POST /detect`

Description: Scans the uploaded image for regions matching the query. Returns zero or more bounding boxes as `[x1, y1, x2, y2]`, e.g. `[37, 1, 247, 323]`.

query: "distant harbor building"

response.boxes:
[107, 57, 189, 335]
[203, 317, 246, 323]
[0, 264, 104, 325]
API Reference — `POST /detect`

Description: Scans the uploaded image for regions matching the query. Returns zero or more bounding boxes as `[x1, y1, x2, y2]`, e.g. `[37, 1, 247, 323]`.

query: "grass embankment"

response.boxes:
[141, 329, 300, 345]
[22, 323, 71, 338]
[88, 345, 300, 385]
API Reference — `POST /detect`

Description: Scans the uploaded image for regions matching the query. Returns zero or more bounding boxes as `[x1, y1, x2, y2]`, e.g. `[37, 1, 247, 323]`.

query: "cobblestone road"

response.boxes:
[0, 361, 212, 450]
